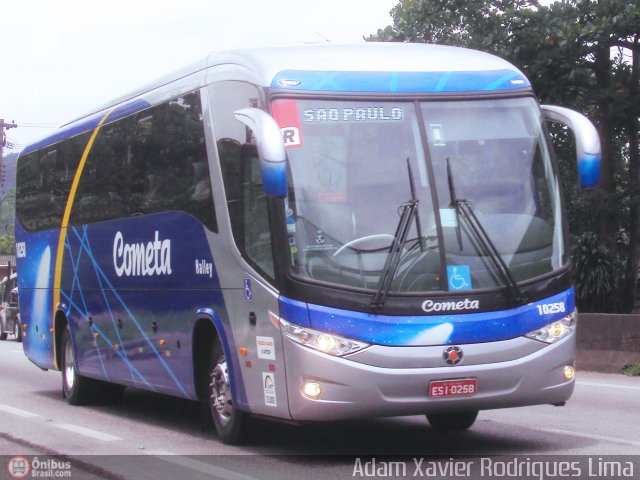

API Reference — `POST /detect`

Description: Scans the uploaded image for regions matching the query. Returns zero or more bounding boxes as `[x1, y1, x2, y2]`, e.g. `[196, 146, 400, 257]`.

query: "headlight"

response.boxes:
[525, 310, 577, 343]
[279, 317, 369, 356]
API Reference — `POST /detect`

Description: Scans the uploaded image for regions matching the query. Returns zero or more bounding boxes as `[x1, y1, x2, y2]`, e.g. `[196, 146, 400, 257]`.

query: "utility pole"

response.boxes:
[0, 119, 18, 150]
[0, 119, 18, 207]
[0, 118, 18, 210]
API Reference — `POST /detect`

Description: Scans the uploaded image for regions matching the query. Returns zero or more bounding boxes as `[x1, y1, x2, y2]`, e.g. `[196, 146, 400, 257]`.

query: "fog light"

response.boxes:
[563, 365, 575, 380]
[303, 382, 322, 398]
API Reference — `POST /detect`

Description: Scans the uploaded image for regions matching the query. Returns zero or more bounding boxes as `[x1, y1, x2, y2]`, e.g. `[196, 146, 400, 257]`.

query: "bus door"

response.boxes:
[214, 140, 291, 419]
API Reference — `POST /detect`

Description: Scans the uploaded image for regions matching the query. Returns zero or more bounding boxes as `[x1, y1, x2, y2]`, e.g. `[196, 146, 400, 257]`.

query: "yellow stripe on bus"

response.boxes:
[52, 110, 113, 370]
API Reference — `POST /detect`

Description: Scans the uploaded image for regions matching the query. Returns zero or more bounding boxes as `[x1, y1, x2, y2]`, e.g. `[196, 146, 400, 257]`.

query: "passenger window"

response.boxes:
[70, 91, 217, 231]
[16, 132, 87, 232]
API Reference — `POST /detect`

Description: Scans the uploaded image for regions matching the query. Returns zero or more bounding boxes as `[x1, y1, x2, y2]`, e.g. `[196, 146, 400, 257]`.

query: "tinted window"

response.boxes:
[71, 91, 216, 230]
[16, 132, 89, 231]
[17, 92, 216, 233]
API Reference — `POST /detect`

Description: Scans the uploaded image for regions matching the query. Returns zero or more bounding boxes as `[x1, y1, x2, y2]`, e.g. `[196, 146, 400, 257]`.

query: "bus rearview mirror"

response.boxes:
[233, 108, 287, 197]
[541, 105, 601, 189]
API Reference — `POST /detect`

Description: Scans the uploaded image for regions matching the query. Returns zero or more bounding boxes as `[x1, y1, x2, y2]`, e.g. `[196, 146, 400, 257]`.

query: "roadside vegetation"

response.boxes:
[0, 188, 15, 255]
[621, 363, 640, 376]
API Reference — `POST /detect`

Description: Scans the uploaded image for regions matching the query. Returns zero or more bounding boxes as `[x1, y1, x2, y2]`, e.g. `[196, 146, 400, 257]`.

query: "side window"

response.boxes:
[71, 118, 131, 225]
[16, 150, 45, 231]
[210, 81, 274, 278]
[16, 132, 88, 232]
[243, 147, 275, 277]
[70, 91, 217, 231]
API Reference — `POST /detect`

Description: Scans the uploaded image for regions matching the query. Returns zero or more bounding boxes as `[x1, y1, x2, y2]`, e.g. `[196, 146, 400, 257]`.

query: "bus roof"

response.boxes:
[22, 43, 530, 155]
[213, 43, 526, 86]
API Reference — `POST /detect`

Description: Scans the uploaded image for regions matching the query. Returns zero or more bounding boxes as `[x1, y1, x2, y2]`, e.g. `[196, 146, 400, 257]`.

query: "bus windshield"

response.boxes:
[275, 96, 565, 294]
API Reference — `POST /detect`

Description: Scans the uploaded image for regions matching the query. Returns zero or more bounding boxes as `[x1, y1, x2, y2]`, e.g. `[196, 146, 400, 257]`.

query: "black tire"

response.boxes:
[0, 320, 7, 341]
[208, 339, 249, 445]
[426, 411, 479, 431]
[60, 326, 94, 405]
[14, 317, 22, 343]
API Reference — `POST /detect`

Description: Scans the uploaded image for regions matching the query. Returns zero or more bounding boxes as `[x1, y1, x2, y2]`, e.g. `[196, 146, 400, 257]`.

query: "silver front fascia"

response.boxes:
[347, 336, 546, 369]
[283, 333, 575, 421]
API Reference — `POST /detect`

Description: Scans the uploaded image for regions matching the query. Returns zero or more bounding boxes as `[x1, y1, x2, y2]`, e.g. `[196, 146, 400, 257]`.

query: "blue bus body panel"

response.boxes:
[279, 289, 574, 346]
[271, 70, 530, 93]
[16, 212, 245, 401]
[15, 223, 58, 370]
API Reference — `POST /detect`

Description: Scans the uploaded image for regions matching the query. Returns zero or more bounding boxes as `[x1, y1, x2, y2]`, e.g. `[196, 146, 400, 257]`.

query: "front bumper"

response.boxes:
[283, 333, 575, 421]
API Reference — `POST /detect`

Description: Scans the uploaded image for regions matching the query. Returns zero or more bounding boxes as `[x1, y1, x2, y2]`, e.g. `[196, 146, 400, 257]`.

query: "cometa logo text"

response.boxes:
[113, 231, 172, 277]
[422, 298, 479, 313]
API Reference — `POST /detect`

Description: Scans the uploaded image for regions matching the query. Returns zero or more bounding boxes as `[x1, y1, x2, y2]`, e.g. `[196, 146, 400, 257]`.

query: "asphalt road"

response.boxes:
[0, 338, 639, 479]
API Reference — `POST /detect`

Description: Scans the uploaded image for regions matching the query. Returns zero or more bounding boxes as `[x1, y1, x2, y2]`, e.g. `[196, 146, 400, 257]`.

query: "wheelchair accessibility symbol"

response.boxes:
[244, 278, 253, 301]
[447, 266, 472, 291]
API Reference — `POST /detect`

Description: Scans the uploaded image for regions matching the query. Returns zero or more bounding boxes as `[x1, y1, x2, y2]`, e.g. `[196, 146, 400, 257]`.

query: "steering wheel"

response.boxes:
[333, 234, 396, 257]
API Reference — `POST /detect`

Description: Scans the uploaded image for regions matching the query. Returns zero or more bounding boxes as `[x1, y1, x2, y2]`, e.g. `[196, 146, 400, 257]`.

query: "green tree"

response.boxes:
[0, 188, 15, 255]
[0, 188, 16, 235]
[369, 0, 640, 312]
[0, 235, 14, 255]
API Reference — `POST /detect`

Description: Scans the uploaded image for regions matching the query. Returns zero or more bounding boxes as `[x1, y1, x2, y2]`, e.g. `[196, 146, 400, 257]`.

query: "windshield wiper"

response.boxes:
[370, 159, 421, 309]
[446, 158, 526, 305]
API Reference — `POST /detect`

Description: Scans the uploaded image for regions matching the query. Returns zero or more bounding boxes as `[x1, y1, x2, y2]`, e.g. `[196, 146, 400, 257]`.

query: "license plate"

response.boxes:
[429, 378, 477, 398]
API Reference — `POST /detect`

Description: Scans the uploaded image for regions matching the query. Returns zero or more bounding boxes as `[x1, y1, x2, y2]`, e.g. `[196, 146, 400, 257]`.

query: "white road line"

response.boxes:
[156, 456, 261, 480]
[55, 423, 123, 442]
[142, 449, 176, 456]
[577, 380, 640, 391]
[0, 405, 39, 418]
[536, 427, 640, 448]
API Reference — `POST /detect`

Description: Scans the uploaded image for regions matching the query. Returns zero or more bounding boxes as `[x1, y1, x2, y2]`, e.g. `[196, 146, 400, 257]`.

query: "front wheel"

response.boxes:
[209, 341, 249, 445]
[426, 411, 478, 431]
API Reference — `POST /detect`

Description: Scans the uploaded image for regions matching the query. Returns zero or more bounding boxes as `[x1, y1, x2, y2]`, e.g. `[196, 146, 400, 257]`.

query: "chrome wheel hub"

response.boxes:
[64, 340, 75, 391]
[210, 356, 233, 425]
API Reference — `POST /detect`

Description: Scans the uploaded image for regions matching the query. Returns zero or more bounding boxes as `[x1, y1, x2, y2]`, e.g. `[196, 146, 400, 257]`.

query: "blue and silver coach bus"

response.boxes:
[15, 44, 600, 444]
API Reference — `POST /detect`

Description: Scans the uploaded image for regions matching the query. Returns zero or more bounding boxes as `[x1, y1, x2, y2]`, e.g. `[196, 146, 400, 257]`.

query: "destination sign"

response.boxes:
[303, 106, 404, 123]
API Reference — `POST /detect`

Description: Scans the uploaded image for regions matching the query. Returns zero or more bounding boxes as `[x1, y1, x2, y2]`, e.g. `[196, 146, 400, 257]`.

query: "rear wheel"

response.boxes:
[426, 411, 478, 431]
[209, 339, 249, 445]
[61, 326, 94, 405]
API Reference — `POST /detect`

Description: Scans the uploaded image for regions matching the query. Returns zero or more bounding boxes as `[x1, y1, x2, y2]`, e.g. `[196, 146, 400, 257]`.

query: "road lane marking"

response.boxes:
[156, 456, 261, 480]
[577, 380, 640, 391]
[0, 405, 39, 418]
[536, 427, 640, 447]
[142, 449, 175, 456]
[55, 423, 123, 442]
